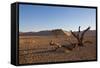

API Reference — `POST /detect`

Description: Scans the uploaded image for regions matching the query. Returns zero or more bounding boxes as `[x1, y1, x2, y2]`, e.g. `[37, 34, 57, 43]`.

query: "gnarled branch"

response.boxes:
[70, 26, 90, 46]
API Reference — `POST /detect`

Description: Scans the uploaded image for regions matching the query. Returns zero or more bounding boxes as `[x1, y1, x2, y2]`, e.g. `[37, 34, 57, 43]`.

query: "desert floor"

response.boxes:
[19, 35, 96, 64]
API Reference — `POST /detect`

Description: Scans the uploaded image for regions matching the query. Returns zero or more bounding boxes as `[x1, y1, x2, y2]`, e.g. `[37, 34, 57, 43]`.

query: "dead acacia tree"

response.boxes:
[70, 26, 90, 46]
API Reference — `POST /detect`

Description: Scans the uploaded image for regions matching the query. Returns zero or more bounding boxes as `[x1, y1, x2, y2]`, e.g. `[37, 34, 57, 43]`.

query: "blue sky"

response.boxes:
[19, 4, 96, 32]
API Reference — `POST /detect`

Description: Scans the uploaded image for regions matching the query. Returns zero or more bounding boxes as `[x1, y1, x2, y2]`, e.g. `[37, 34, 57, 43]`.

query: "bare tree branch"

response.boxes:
[77, 26, 81, 39]
[70, 30, 78, 40]
[80, 26, 90, 42]
[70, 26, 90, 46]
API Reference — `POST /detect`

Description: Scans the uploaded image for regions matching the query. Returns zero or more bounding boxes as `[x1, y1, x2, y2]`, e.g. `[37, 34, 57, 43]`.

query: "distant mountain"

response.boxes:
[19, 31, 53, 36]
[19, 29, 96, 37]
[19, 29, 71, 36]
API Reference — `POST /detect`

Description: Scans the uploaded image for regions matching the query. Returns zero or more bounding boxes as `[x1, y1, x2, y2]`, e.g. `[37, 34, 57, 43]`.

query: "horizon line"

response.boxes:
[19, 29, 96, 33]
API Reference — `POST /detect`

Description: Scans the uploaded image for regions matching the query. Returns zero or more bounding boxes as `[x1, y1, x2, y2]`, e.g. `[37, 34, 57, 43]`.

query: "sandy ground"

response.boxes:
[19, 35, 96, 64]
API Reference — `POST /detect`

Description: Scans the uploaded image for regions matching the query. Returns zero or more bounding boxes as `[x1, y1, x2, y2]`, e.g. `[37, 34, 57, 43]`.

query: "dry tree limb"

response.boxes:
[80, 27, 90, 45]
[77, 26, 81, 38]
[49, 40, 76, 51]
[70, 26, 90, 46]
